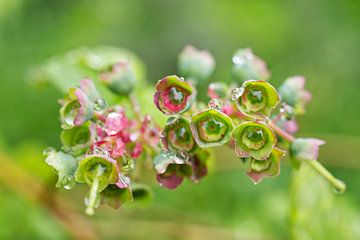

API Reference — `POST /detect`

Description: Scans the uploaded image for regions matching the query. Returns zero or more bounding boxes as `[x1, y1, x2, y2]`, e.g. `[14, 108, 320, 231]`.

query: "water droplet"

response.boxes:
[332, 180, 346, 194]
[232, 56, 245, 65]
[208, 99, 223, 110]
[93, 146, 103, 155]
[63, 176, 76, 190]
[231, 88, 244, 101]
[94, 98, 107, 111]
[176, 151, 189, 162]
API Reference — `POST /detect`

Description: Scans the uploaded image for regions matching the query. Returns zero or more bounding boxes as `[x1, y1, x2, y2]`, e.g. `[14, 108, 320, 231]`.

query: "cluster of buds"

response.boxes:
[154, 46, 345, 190]
[45, 79, 160, 215]
[45, 45, 345, 215]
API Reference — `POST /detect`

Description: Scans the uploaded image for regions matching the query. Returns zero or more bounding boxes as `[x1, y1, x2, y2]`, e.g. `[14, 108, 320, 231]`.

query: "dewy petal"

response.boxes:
[153, 152, 188, 174]
[156, 172, 184, 189]
[290, 138, 325, 161]
[153, 75, 195, 115]
[162, 117, 197, 153]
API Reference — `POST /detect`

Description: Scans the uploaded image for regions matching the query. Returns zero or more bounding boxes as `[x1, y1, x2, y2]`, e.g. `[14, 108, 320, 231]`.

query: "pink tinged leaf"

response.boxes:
[156, 173, 183, 189]
[74, 88, 92, 126]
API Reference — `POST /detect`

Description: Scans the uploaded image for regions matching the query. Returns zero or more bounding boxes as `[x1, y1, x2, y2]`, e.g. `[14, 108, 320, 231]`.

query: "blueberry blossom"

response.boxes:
[232, 80, 280, 119]
[232, 121, 277, 160]
[161, 117, 198, 153]
[154, 75, 195, 115]
[190, 109, 234, 148]
[178, 45, 215, 85]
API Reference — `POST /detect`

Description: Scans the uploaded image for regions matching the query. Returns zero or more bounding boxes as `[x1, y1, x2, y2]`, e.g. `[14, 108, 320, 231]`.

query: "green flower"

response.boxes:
[60, 124, 92, 156]
[178, 45, 215, 85]
[75, 154, 119, 190]
[190, 109, 234, 148]
[232, 121, 277, 160]
[75, 154, 121, 215]
[233, 80, 280, 118]
[232, 48, 270, 84]
[246, 147, 286, 183]
[162, 117, 198, 153]
[154, 75, 195, 115]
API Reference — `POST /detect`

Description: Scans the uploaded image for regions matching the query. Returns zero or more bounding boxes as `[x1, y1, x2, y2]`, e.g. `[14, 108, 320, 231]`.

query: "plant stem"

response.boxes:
[268, 120, 346, 193]
[85, 165, 101, 215]
[307, 160, 346, 193]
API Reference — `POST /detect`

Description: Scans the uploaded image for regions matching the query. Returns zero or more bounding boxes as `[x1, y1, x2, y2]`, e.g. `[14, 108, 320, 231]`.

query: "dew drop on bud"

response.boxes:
[94, 98, 107, 111]
[93, 146, 103, 155]
[176, 151, 189, 162]
[208, 99, 223, 110]
[231, 88, 244, 101]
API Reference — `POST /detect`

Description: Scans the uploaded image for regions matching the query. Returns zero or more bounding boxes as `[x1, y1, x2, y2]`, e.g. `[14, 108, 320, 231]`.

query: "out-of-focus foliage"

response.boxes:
[0, 0, 359, 239]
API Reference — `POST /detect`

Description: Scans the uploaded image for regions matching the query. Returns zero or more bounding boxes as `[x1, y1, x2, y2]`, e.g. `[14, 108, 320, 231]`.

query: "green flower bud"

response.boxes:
[278, 76, 312, 115]
[232, 48, 270, 84]
[232, 121, 277, 160]
[162, 117, 198, 153]
[178, 45, 215, 85]
[233, 80, 280, 118]
[190, 109, 234, 148]
[44, 150, 77, 189]
[290, 138, 325, 161]
[154, 75, 195, 115]
[246, 147, 286, 183]
[100, 61, 137, 95]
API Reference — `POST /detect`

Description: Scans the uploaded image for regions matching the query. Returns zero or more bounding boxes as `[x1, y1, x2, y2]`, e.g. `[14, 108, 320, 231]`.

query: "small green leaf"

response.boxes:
[44, 150, 77, 189]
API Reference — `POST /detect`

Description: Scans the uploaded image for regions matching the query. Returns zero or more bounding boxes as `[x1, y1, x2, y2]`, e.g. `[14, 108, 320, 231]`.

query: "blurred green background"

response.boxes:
[0, 0, 359, 239]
